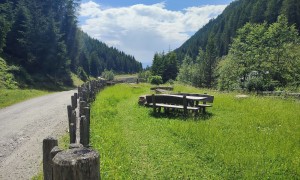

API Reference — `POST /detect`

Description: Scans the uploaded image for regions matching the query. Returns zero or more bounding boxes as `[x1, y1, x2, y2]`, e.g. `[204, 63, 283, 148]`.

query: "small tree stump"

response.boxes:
[52, 148, 100, 180]
[43, 137, 58, 180]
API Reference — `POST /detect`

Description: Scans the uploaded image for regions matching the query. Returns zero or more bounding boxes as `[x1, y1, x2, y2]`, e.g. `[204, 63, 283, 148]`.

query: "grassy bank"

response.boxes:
[0, 89, 51, 109]
[90, 83, 300, 179]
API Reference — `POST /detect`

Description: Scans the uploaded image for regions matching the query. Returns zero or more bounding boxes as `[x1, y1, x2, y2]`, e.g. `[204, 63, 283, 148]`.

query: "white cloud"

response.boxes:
[79, 1, 227, 66]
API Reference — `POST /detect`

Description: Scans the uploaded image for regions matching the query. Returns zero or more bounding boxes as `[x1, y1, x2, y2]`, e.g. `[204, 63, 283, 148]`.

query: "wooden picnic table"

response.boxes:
[159, 94, 207, 106]
[144, 93, 214, 115]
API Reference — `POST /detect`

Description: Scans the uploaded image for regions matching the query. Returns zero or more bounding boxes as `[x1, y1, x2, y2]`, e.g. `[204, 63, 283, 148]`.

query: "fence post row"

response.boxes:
[43, 79, 108, 180]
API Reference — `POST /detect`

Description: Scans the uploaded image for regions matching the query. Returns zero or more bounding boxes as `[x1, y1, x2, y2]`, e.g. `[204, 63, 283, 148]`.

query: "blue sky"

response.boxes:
[79, 0, 234, 67]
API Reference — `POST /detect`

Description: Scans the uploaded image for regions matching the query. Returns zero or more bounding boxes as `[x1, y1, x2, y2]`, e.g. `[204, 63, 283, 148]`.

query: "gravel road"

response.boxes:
[0, 90, 76, 180]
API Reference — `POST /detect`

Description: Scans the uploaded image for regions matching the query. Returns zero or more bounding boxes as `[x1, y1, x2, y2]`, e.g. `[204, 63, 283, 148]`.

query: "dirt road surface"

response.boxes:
[0, 90, 76, 180]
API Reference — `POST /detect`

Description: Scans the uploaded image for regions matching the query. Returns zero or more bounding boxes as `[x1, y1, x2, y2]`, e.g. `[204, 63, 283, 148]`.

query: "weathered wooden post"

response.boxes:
[82, 90, 87, 102]
[78, 86, 82, 98]
[79, 101, 87, 116]
[50, 146, 62, 164]
[69, 123, 76, 144]
[80, 116, 89, 147]
[67, 105, 72, 124]
[68, 110, 77, 144]
[84, 107, 90, 145]
[43, 137, 58, 180]
[83, 107, 90, 125]
[74, 93, 78, 100]
[52, 147, 100, 180]
[71, 95, 77, 109]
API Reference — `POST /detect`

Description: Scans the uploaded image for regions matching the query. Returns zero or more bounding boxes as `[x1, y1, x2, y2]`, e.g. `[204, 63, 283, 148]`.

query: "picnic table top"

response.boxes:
[156, 94, 207, 101]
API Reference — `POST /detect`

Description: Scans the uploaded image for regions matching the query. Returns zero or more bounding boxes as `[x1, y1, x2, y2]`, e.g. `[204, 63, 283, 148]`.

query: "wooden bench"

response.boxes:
[145, 94, 200, 115]
[175, 93, 214, 113]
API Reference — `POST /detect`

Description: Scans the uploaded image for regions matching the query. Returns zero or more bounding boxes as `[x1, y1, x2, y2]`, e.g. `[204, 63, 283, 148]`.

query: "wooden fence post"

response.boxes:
[69, 123, 76, 144]
[71, 95, 77, 109]
[80, 116, 89, 147]
[49, 146, 62, 180]
[84, 107, 90, 146]
[79, 101, 87, 117]
[67, 105, 72, 124]
[69, 110, 76, 144]
[52, 147, 100, 180]
[43, 137, 58, 180]
[84, 107, 90, 124]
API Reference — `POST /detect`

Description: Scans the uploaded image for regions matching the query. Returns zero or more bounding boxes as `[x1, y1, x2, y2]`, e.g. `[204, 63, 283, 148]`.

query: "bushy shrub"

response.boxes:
[101, 69, 114, 81]
[245, 77, 277, 92]
[166, 79, 175, 85]
[148, 75, 163, 85]
[138, 70, 152, 80]
[245, 77, 264, 92]
[0, 57, 18, 89]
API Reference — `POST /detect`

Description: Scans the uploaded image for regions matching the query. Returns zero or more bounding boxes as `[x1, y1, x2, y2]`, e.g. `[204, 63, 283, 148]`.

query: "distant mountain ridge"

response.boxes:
[174, 0, 300, 61]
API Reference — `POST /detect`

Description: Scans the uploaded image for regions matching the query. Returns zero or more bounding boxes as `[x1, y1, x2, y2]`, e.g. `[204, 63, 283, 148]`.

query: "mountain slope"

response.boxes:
[0, 0, 141, 87]
[174, 0, 300, 61]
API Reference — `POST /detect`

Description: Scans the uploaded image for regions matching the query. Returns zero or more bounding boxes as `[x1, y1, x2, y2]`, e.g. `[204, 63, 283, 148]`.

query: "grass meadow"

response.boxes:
[90, 83, 299, 179]
[0, 89, 51, 109]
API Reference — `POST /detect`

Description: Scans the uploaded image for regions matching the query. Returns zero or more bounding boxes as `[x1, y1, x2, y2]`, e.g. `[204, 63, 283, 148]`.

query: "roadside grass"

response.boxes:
[91, 83, 300, 179]
[71, 72, 84, 87]
[0, 89, 51, 109]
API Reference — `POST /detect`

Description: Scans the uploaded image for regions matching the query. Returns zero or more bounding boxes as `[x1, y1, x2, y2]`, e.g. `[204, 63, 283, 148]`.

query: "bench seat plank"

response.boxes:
[148, 103, 199, 110]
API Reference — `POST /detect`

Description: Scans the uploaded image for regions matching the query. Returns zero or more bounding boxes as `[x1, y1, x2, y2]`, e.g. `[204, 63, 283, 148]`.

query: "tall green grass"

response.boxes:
[0, 89, 51, 108]
[91, 83, 300, 179]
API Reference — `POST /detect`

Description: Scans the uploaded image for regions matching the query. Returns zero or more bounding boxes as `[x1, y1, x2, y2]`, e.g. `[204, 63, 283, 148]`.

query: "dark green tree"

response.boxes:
[5, 0, 31, 63]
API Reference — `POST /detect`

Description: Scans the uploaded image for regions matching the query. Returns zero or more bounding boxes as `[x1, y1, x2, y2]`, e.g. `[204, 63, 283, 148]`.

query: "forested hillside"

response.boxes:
[149, 0, 300, 91]
[0, 0, 142, 87]
[175, 0, 300, 60]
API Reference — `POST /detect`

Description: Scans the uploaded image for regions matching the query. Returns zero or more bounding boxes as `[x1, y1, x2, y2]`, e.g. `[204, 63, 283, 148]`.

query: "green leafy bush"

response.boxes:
[138, 70, 151, 82]
[0, 57, 18, 89]
[101, 69, 114, 81]
[148, 75, 163, 85]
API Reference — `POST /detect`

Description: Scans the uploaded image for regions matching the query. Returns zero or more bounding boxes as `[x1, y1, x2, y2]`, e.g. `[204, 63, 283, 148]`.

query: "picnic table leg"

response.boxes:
[183, 95, 187, 115]
[194, 109, 199, 117]
[152, 94, 156, 113]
